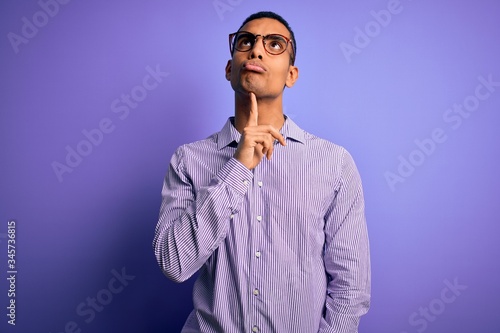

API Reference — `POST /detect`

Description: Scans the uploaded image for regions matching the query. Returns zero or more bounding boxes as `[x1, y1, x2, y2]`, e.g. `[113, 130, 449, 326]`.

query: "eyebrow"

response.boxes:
[239, 31, 290, 39]
[266, 35, 286, 41]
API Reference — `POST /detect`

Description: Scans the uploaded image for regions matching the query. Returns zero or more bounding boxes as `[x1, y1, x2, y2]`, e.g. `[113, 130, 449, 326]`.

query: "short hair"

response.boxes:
[236, 11, 297, 65]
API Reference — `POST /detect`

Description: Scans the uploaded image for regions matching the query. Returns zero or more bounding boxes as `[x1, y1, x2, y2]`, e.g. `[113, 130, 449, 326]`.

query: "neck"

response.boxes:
[233, 92, 285, 132]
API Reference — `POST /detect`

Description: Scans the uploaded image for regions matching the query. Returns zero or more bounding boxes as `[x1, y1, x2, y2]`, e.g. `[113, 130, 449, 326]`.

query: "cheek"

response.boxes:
[270, 65, 291, 85]
[230, 69, 240, 86]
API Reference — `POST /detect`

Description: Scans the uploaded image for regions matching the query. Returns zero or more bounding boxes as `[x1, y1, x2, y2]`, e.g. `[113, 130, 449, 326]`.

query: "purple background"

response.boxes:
[1, 0, 499, 332]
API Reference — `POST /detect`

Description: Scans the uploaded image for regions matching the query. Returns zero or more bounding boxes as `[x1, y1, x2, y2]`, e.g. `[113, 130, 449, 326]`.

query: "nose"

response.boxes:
[249, 35, 264, 60]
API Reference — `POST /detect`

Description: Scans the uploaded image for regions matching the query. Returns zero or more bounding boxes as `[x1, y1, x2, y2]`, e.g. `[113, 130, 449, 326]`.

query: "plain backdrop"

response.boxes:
[1, 0, 499, 332]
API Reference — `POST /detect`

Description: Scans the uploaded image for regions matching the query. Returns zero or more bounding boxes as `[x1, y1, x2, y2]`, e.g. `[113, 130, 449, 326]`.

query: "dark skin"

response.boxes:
[225, 18, 299, 170]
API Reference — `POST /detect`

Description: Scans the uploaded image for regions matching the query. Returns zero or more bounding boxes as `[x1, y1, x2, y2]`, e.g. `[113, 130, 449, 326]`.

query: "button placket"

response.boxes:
[250, 170, 264, 331]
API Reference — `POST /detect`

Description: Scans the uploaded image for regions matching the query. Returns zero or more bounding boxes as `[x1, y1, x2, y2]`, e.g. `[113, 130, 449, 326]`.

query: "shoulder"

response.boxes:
[299, 128, 362, 183]
[170, 132, 218, 165]
[301, 129, 350, 160]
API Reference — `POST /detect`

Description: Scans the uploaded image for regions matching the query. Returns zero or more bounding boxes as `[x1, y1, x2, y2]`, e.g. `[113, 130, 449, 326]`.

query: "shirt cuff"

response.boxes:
[216, 158, 253, 196]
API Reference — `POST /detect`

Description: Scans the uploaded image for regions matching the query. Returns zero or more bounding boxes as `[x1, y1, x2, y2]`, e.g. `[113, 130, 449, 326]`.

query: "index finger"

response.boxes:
[266, 126, 287, 146]
[247, 92, 258, 127]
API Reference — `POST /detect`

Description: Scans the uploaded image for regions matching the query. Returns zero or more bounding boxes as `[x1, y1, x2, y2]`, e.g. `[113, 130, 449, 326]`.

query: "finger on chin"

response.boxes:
[248, 92, 258, 126]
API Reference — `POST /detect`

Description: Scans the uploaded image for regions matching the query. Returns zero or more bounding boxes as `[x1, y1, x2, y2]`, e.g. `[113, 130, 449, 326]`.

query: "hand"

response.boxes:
[234, 92, 286, 170]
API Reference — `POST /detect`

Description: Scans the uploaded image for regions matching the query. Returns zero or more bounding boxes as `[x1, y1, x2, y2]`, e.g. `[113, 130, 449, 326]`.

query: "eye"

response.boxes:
[236, 34, 254, 49]
[267, 36, 286, 51]
[269, 41, 283, 50]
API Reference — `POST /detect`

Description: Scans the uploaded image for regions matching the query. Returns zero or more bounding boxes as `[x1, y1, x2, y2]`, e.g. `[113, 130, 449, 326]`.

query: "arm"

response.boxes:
[318, 149, 371, 333]
[153, 146, 252, 282]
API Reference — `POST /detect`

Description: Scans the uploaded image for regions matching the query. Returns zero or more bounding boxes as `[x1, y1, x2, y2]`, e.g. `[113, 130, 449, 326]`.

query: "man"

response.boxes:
[153, 11, 370, 333]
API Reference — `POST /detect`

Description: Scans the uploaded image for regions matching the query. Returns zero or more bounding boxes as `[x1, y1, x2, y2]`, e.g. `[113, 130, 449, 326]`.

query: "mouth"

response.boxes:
[243, 62, 266, 73]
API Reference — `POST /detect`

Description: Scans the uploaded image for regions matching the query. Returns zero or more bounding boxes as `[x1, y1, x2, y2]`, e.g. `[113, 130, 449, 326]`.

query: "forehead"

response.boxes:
[239, 18, 290, 37]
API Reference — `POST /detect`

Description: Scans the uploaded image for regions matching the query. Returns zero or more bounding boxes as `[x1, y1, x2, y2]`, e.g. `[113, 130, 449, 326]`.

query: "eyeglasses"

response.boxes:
[229, 31, 294, 58]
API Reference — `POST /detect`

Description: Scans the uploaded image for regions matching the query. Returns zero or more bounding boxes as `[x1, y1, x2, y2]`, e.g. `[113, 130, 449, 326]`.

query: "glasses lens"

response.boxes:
[234, 32, 254, 52]
[265, 35, 288, 55]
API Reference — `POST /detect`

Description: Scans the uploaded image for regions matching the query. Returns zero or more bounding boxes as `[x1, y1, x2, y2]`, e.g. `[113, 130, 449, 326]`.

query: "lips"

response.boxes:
[243, 61, 266, 73]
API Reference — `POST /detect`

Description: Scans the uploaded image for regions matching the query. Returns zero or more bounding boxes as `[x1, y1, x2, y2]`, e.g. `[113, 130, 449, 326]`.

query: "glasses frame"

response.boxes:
[229, 31, 295, 59]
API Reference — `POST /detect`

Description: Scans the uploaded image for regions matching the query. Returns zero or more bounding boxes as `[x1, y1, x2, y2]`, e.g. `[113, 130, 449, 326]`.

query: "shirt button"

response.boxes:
[253, 288, 260, 296]
[258, 181, 263, 187]
[243, 180, 249, 186]
[255, 251, 261, 258]
[252, 326, 260, 333]
[256, 215, 262, 222]
[230, 214, 234, 219]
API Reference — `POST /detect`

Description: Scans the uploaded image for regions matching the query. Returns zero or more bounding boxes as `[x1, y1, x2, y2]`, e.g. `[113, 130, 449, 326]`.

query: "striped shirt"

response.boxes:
[153, 116, 370, 333]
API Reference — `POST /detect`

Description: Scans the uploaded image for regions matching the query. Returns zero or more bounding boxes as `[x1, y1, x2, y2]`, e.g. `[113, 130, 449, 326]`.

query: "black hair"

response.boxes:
[236, 11, 296, 65]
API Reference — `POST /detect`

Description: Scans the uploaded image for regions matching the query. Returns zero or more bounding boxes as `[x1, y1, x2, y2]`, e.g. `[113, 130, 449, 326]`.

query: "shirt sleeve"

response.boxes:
[153, 146, 253, 283]
[318, 149, 371, 333]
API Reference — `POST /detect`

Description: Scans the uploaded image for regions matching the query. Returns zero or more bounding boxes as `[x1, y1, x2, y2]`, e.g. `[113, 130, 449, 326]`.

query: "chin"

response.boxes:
[234, 82, 261, 95]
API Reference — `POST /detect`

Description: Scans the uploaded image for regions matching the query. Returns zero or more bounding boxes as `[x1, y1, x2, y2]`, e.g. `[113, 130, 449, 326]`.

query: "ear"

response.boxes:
[285, 65, 299, 88]
[225, 60, 232, 81]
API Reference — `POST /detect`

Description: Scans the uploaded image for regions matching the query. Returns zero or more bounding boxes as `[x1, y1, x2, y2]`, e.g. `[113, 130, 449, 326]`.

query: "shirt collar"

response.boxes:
[217, 115, 306, 150]
[280, 115, 306, 144]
